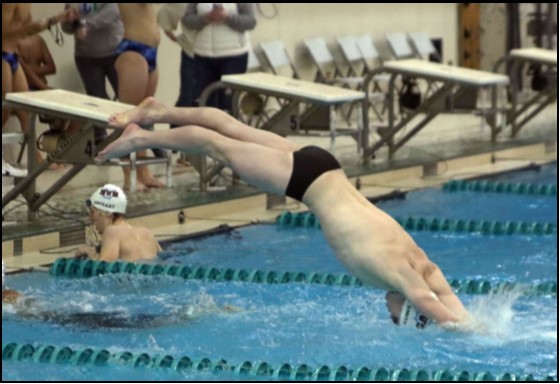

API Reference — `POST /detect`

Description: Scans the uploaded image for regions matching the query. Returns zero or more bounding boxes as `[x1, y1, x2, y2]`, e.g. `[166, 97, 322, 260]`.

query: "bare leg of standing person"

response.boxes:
[115, 52, 164, 191]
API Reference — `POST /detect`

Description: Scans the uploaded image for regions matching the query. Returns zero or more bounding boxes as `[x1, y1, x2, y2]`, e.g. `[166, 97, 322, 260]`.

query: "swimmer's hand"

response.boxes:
[440, 314, 474, 333]
[75, 245, 96, 259]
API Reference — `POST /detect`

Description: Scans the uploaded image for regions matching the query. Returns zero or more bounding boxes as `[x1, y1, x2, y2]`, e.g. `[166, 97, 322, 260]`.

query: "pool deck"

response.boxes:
[2, 101, 557, 272]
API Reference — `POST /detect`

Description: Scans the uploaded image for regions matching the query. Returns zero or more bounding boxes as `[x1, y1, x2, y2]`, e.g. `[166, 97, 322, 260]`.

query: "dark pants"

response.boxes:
[177, 51, 195, 108]
[171, 52, 195, 129]
[75, 55, 119, 142]
[193, 53, 248, 111]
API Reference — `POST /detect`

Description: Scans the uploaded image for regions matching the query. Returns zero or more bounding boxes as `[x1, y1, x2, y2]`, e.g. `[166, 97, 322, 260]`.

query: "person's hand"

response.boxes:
[204, 5, 228, 23]
[164, 30, 178, 43]
[75, 26, 88, 40]
[75, 245, 94, 259]
[57, 7, 79, 24]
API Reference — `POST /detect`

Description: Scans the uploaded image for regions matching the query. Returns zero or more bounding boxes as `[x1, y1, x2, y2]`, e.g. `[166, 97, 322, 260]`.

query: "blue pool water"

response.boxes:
[2, 163, 558, 381]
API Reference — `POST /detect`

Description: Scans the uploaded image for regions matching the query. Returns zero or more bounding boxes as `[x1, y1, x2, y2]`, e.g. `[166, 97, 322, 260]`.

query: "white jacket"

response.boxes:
[184, 3, 257, 58]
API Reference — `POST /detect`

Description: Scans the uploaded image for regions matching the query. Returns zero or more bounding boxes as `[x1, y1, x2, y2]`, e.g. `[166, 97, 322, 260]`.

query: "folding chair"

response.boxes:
[355, 34, 384, 72]
[385, 32, 416, 60]
[408, 32, 443, 98]
[408, 32, 442, 62]
[336, 36, 386, 122]
[260, 40, 361, 151]
[303, 37, 362, 87]
[259, 40, 300, 79]
[356, 34, 392, 91]
[247, 45, 263, 72]
[336, 36, 366, 78]
[385, 32, 426, 113]
[237, 45, 271, 126]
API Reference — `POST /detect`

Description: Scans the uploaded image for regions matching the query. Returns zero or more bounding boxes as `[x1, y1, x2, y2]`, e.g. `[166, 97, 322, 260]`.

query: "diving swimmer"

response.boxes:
[97, 98, 471, 330]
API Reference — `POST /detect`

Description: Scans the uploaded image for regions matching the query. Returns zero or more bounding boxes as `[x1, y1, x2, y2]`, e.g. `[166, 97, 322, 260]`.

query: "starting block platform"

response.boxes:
[2, 90, 172, 220]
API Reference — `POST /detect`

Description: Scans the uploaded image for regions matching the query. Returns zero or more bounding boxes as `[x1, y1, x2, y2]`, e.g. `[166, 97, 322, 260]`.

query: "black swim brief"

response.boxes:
[285, 146, 341, 202]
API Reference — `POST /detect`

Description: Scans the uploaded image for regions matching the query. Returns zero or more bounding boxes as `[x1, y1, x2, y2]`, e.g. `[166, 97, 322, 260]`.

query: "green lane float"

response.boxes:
[49, 258, 557, 297]
[443, 180, 557, 196]
[275, 211, 321, 229]
[3, 342, 556, 382]
[275, 211, 557, 235]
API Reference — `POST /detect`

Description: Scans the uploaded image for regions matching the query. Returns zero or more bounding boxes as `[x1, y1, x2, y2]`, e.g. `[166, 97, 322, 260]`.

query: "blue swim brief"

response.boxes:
[115, 39, 158, 73]
[2, 51, 20, 73]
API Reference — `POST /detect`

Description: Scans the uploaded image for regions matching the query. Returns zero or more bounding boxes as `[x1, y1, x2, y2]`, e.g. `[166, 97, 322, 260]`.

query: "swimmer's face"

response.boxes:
[88, 206, 112, 234]
[385, 291, 406, 325]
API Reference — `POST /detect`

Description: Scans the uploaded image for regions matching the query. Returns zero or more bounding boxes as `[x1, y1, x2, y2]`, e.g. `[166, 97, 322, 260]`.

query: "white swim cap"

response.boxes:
[399, 300, 430, 329]
[86, 184, 127, 214]
[399, 292, 439, 328]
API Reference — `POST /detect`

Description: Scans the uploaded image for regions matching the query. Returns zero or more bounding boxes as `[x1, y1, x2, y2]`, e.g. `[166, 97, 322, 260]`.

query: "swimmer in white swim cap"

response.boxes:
[76, 184, 161, 262]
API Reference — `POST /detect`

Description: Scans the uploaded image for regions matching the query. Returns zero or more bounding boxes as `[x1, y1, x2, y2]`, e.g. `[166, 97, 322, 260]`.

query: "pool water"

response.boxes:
[2, 164, 558, 381]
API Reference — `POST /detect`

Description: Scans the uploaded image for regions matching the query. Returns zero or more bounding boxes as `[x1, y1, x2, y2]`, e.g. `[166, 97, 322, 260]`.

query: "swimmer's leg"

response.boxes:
[109, 98, 300, 153]
[2, 60, 13, 127]
[116, 51, 149, 105]
[115, 52, 163, 190]
[98, 124, 293, 195]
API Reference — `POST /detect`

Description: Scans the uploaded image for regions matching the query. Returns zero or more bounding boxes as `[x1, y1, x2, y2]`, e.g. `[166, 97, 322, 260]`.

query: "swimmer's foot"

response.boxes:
[36, 154, 64, 171]
[109, 97, 169, 128]
[123, 179, 148, 193]
[97, 124, 148, 161]
[139, 176, 166, 189]
[176, 158, 192, 167]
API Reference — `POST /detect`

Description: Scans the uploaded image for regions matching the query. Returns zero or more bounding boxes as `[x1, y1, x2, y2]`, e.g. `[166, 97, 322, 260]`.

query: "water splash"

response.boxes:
[465, 286, 524, 339]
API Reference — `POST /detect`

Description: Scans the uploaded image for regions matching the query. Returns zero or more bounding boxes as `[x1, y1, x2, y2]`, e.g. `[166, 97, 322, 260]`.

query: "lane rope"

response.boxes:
[274, 212, 557, 236]
[49, 258, 557, 297]
[442, 180, 557, 196]
[2, 342, 556, 382]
